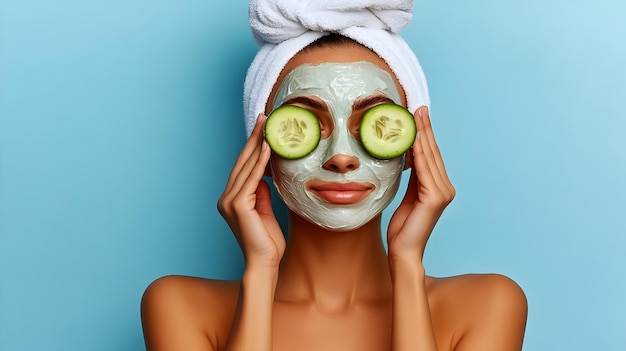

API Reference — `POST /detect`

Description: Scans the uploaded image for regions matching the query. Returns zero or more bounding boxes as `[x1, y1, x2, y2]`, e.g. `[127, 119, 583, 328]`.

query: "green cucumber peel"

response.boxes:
[360, 103, 416, 159]
[264, 105, 321, 160]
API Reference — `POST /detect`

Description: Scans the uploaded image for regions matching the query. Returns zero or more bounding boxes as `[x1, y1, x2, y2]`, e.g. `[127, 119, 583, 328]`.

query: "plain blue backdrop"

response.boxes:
[1, 1, 624, 350]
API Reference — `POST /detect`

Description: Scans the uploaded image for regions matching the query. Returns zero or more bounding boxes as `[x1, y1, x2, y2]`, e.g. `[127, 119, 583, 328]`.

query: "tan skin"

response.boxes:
[141, 44, 528, 351]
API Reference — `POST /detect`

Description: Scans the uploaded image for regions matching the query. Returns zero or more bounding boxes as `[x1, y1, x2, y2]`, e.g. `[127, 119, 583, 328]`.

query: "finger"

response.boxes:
[219, 116, 267, 218]
[221, 140, 271, 241]
[411, 113, 439, 193]
[225, 113, 265, 193]
[223, 136, 263, 207]
[224, 114, 266, 193]
[420, 108, 455, 198]
[234, 138, 272, 201]
[239, 180, 285, 256]
[229, 136, 270, 204]
[420, 108, 448, 180]
[416, 107, 446, 187]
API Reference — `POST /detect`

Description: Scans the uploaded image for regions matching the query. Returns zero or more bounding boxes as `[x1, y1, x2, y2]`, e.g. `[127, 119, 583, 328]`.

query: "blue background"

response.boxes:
[1, 1, 624, 350]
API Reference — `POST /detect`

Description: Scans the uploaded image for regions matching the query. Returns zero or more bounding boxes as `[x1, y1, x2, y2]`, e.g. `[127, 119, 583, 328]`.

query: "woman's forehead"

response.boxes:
[266, 44, 406, 113]
[273, 62, 402, 108]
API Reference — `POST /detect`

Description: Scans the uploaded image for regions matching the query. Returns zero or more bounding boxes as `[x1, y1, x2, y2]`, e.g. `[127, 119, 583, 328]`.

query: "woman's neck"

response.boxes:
[274, 211, 392, 311]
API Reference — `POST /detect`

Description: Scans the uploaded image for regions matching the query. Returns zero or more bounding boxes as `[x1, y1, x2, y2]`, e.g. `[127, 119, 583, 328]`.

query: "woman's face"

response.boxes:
[269, 53, 407, 231]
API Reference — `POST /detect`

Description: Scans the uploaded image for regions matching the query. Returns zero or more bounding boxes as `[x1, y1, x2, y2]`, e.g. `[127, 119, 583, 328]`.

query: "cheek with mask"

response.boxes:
[270, 62, 406, 231]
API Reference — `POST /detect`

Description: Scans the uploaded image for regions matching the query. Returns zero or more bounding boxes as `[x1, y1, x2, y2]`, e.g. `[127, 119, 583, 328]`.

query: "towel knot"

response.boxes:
[249, 0, 414, 46]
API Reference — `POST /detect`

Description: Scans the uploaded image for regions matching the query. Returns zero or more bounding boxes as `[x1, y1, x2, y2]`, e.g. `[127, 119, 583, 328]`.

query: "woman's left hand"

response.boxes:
[387, 106, 455, 262]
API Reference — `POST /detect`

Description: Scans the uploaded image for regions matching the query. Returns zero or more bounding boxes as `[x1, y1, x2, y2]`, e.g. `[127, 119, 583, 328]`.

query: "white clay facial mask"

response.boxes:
[270, 62, 406, 231]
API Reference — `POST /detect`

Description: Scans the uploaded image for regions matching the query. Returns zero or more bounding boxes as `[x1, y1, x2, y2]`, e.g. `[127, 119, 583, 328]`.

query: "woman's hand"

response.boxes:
[217, 114, 286, 269]
[387, 106, 455, 262]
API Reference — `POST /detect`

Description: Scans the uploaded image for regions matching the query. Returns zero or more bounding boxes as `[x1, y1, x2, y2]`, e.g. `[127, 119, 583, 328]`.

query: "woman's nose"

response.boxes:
[322, 154, 360, 173]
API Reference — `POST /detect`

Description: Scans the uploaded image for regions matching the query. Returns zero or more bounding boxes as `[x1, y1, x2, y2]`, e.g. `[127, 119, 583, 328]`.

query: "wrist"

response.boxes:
[243, 262, 279, 276]
[243, 264, 279, 285]
[244, 253, 282, 272]
[387, 246, 424, 265]
[388, 254, 426, 278]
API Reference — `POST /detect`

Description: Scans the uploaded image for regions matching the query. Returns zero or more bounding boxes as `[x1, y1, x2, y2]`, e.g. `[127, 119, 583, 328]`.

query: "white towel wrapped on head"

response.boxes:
[244, 0, 429, 136]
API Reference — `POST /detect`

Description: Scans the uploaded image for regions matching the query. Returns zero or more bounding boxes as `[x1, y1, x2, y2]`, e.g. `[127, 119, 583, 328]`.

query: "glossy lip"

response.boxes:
[306, 180, 375, 205]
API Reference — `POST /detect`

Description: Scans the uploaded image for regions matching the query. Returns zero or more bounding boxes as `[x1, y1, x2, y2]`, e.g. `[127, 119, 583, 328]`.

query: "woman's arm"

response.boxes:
[389, 257, 437, 351]
[387, 107, 527, 350]
[387, 106, 455, 351]
[217, 113, 285, 351]
[142, 114, 282, 351]
[224, 266, 279, 351]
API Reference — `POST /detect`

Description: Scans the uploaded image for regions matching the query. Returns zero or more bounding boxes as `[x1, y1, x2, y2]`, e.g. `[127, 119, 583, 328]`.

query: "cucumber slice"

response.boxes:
[265, 105, 321, 159]
[360, 104, 416, 159]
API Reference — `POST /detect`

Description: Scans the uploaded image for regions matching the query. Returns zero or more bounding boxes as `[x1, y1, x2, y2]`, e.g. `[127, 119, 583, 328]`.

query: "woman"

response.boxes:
[141, 2, 527, 350]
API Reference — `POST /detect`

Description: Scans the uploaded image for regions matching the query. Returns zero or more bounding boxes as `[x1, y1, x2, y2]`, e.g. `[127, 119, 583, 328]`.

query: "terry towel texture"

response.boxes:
[243, 0, 429, 136]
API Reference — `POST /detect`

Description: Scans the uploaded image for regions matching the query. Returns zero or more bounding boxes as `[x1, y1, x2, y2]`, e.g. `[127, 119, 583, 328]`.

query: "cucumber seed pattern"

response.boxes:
[279, 117, 308, 148]
[265, 105, 321, 159]
[374, 116, 404, 143]
[360, 104, 416, 159]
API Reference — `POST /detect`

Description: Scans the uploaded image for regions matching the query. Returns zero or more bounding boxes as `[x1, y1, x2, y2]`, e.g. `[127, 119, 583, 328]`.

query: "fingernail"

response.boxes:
[256, 113, 264, 124]
[261, 140, 268, 150]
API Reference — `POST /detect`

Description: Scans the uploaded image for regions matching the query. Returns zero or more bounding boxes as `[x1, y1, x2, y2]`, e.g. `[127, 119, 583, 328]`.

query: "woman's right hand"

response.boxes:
[217, 114, 286, 269]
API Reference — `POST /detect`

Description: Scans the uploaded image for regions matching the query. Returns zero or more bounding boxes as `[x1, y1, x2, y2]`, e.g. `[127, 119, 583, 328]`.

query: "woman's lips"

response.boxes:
[306, 180, 374, 204]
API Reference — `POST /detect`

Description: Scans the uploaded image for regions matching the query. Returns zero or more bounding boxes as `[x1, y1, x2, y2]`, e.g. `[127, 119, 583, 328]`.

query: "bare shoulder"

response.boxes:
[141, 275, 240, 351]
[427, 274, 528, 351]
